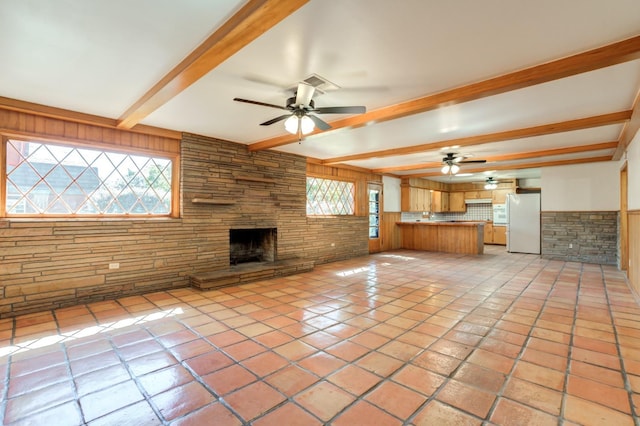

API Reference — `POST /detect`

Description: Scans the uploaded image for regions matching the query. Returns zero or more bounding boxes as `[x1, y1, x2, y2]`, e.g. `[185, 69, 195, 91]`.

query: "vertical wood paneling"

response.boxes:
[0, 109, 180, 154]
[381, 212, 402, 251]
[629, 211, 640, 294]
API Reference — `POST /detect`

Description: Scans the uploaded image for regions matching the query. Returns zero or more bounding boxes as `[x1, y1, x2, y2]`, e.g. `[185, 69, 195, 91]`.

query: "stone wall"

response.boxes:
[0, 134, 370, 317]
[541, 211, 618, 265]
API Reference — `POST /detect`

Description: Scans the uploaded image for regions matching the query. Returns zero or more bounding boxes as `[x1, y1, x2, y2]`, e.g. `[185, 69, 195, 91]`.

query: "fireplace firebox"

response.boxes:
[229, 228, 277, 265]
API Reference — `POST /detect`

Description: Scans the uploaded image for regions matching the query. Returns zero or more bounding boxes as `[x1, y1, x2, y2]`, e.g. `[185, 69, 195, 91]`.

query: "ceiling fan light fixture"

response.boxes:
[451, 164, 460, 174]
[441, 164, 450, 174]
[284, 114, 315, 135]
[441, 163, 460, 175]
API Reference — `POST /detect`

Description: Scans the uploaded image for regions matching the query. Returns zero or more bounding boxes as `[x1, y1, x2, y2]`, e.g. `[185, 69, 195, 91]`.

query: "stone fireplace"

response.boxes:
[229, 228, 277, 265]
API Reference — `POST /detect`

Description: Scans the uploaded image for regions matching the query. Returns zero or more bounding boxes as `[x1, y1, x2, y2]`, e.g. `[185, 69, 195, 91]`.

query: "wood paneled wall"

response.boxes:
[381, 212, 402, 251]
[629, 211, 640, 294]
[0, 109, 180, 155]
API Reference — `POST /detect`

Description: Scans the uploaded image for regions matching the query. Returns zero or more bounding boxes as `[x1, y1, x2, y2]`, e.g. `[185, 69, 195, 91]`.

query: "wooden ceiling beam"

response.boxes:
[322, 111, 630, 165]
[613, 87, 640, 160]
[372, 141, 619, 173]
[248, 35, 640, 152]
[403, 156, 612, 178]
[116, 0, 308, 129]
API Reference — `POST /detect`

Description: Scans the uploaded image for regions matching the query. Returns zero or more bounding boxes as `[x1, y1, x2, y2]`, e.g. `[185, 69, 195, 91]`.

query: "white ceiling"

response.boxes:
[1, 0, 639, 184]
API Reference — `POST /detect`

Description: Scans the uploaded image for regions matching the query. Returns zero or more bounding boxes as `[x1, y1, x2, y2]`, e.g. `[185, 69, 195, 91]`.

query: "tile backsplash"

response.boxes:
[432, 203, 493, 221]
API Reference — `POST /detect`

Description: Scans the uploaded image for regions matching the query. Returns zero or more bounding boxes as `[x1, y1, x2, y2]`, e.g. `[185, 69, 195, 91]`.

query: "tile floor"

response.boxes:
[1, 246, 640, 425]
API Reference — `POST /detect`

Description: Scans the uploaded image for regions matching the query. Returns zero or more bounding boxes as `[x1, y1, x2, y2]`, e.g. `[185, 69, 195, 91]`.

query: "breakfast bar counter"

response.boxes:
[396, 221, 485, 255]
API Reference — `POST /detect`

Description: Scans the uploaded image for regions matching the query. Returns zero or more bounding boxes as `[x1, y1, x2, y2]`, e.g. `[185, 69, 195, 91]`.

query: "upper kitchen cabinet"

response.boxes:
[464, 190, 493, 200]
[401, 186, 431, 212]
[431, 191, 449, 213]
[448, 192, 466, 212]
[492, 189, 512, 204]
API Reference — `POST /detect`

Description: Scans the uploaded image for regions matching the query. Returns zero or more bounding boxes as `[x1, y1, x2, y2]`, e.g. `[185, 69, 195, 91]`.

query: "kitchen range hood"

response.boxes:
[465, 198, 492, 204]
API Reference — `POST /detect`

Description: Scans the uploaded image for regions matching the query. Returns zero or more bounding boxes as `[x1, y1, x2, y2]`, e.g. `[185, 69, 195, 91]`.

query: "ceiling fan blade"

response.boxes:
[307, 114, 331, 131]
[260, 114, 292, 126]
[295, 83, 315, 107]
[459, 159, 487, 164]
[314, 106, 366, 114]
[233, 98, 286, 110]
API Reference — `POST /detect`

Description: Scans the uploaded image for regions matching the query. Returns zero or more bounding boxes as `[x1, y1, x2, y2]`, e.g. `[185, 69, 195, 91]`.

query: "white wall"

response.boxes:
[541, 161, 620, 211]
[383, 175, 401, 212]
[628, 131, 640, 210]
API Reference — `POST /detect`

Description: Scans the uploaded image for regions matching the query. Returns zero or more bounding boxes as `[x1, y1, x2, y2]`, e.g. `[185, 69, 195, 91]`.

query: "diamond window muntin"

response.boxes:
[5, 139, 173, 216]
[306, 176, 355, 215]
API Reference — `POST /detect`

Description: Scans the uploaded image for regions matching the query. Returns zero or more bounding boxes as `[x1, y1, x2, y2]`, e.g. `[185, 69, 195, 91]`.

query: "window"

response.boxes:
[4, 139, 174, 217]
[306, 176, 355, 215]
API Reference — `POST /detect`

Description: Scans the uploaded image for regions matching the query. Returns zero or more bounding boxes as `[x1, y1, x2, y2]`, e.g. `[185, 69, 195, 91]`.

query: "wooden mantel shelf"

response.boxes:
[191, 198, 236, 205]
[235, 175, 277, 184]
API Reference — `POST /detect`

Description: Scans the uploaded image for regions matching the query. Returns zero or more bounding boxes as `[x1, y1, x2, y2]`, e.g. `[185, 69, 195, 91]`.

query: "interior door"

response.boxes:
[368, 183, 383, 253]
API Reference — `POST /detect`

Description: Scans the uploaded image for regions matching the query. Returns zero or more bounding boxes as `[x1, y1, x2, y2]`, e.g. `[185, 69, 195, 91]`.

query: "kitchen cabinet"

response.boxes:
[492, 189, 511, 204]
[465, 190, 492, 200]
[431, 191, 449, 213]
[485, 224, 507, 245]
[448, 192, 466, 212]
[401, 187, 431, 212]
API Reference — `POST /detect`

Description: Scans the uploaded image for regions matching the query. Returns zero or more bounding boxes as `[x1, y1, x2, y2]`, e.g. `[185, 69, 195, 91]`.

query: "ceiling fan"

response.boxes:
[441, 152, 487, 175]
[484, 177, 499, 189]
[233, 82, 366, 138]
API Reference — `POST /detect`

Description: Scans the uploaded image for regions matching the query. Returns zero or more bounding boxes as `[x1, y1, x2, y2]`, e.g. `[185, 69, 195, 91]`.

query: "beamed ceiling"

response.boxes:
[1, 0, 640, 183]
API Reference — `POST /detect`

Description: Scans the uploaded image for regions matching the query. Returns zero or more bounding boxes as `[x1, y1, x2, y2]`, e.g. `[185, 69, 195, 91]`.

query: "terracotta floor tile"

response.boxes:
[512, 361, 565, 391]
[152, 381, 216, 421]
[138, 364, 194, 396]
[265, 365, 319, 396]
[571, 347, 621, 370]
[396, 330, 438, 348]
[479, 337, 522, 358]
[526, 337, 569, 357]
[294, 381, 355, 422]
[170, 402, 241, 426]
[429, 338, 474, 360]
[453, 362, 506, 393]
[80, 380, 145, 422]
[241, 351, 290, 377]
[184, 350, 234, 376]
[467, 348, 515, 375]
[4, 380, 76, 424]
[253, 330, 294, 348]
[392, 364, 445, 397]
[436, 379, 496, 418]
[325, 340, 370, 361]
[412, 350, 462, 376]
[86, 400, 160, 426]
[202, 364, 256, 396]
[573, 334, 618, 354]
[206, 329, 247, 348]
[8, 364, 70, 397]
[564, 395, 634, 426]
[225, 381, 286, 422]
[520, 347, 568, 371]
[273, 340, 317, 361]
[333, 400, 402, 426]
[490, 397, 558, 426]
[350, 331, 390, 349]
[412, 400, 482, 426]
[502, 377, 562, 415]
[170, 338, 216, 361]
[10, 350, 66, 377]
[9, 401, 83, 426]
[570, 359, 624, 387]
[66, 338, 113, 360]
[236, 322, 274, 338]
[327, 364, 381, 396]
[117, 339, 164, 361]
[365, 380, 427, 419]
[356, 351, 404, 377]
[300, 330, 343, 349]
[128, 350, 178, 376]
[567, 374, 630, 413]
[252, 402, 323, 426]
[298, 351, 347, 377]
[223, 339, 267, 361]
[75, 363, 131, 396]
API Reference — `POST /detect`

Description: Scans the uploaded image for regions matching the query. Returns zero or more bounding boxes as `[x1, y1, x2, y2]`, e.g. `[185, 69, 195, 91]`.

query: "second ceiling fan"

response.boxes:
[234, 82, 366, 138]
[441, 152, 486, 175]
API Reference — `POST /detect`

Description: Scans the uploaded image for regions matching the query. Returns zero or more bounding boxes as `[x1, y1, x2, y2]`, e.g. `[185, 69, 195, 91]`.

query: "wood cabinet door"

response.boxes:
[492, 189, 510, 204]
[449, 192, 466, 212]
[493, 226, 507, 245]
[484, 223, 493, 243]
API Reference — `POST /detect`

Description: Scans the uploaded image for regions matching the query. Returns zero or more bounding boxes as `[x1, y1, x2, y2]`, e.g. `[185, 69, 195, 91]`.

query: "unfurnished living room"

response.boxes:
[1, 1, 640, 425]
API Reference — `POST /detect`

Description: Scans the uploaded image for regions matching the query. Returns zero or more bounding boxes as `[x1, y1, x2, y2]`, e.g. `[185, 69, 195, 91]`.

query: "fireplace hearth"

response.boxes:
[229, 228, 277, 265]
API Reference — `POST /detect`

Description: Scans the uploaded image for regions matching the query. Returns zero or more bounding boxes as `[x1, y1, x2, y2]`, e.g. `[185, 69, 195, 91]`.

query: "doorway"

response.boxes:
[368, 183, 383, 253]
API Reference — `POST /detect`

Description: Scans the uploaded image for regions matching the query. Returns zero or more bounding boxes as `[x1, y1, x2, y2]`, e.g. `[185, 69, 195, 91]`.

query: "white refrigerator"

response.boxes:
[507, 193, 541, 254]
